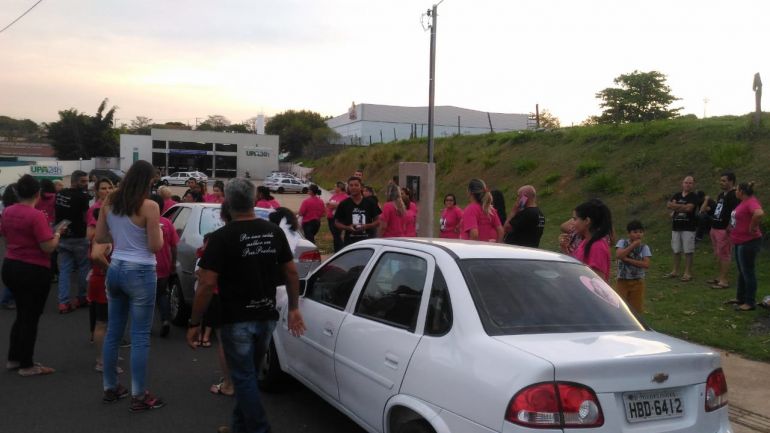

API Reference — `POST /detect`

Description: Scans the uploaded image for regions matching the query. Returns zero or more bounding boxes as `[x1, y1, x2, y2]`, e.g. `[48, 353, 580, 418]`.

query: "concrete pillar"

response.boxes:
[398, 162, 436, 238]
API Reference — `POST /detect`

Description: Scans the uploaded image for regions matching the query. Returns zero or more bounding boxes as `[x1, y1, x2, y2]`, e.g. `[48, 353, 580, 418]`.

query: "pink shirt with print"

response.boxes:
[439, 206, 463, 239]
[326, 192, 349, 219]
[299, 196, 326, 223]
[0, 204, 54, 268]
[461, 202, 501, 242]
[379, 202, 406, 238]
[155, 216, 180, 278]
[573, 238, 611, 281]
[35, 192, 56, 225]
[730, 196, 763, 245]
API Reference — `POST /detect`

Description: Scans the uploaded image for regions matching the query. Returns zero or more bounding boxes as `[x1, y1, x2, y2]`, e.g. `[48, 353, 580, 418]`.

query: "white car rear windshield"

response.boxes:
[460, 259, 644, 335]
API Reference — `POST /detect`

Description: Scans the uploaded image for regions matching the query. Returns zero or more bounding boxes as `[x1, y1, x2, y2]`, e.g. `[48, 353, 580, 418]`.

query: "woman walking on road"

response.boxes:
[297, 185, 325, 244]
[2, 174, 66, 376]
[726, 182, 764, 311]
[95, 160, 166, 411]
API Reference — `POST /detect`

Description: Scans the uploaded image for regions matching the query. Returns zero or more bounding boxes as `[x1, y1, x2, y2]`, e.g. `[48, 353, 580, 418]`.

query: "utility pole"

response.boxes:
[426, 1, 443, 163]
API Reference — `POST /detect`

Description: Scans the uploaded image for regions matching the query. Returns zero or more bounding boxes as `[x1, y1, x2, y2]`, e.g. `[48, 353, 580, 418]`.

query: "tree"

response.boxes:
[265, 110, 331, 158]
[537, 109, 561, 129]
[595, 70, 682, 124]
[47, 98, 119, 159]
[196, 115, 231, 131]
[128, 116, 153, 134]
[0, 116, 41, 141]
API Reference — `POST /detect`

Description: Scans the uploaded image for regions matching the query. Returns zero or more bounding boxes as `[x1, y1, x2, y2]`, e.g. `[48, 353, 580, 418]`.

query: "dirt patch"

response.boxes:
[748, 314, 770, 336]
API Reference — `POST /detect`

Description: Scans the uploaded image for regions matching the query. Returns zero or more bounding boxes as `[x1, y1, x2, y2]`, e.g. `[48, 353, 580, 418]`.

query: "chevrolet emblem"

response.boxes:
[652, 373, 669, 383]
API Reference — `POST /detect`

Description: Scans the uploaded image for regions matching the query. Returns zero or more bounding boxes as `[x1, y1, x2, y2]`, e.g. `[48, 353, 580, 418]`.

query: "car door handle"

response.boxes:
[323, 327, 334, 337]
[384, 353, 399, 370]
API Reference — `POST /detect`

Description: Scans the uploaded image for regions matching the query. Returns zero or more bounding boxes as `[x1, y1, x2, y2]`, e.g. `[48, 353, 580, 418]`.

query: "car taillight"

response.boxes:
[298, 250, 321, 262]
[705, 368, 728, 412]
[506, 382, 604, 428]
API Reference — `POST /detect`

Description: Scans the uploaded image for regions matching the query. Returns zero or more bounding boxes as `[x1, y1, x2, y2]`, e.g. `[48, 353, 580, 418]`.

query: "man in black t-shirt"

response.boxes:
[186, 178, 305, 433]
[704, 172, 739, 289]
[503, 185, 546, 248]
[55, 170, 92, 313]
[666, 176, 698, 281]
[335, 176, 381, 246]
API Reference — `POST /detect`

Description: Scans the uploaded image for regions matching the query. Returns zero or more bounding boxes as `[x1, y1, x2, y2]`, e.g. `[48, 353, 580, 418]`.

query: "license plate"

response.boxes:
[623, 389, 684, 423]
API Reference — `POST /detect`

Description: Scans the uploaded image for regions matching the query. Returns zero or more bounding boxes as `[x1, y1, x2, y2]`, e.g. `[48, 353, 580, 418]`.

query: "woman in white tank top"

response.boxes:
[94, 160, 166, 411]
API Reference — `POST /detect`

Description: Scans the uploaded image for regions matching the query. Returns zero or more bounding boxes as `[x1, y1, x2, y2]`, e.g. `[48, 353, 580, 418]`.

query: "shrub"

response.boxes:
[509, 133, 532, 145]
[515, 159, 538, 175]
[576, 160, 603, 177]
[708, 142, 748, 169]
[586, 173, 623, 194]
[544, 173, 562, 185]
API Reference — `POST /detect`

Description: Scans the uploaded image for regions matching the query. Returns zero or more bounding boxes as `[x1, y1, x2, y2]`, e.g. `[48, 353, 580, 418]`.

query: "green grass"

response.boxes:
[307, 113, 770, 361]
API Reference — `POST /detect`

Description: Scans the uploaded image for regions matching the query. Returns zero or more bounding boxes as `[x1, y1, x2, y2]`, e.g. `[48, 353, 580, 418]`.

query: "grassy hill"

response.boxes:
[306, 113, 770, 361]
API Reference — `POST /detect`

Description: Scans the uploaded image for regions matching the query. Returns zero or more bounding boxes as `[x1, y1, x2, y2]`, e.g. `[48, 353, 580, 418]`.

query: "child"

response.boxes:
[572, 199, 613, 281]
[615, 220, 652, 315]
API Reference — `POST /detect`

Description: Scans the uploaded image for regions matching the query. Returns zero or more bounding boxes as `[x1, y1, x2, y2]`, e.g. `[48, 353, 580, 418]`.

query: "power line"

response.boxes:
[0, 0, 45, 35]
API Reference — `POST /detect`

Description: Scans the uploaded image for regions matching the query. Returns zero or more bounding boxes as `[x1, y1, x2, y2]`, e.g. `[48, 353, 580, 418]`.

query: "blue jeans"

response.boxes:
[0, 286, 14, 305]
[735, 238, 761, 307]
[57, 238, 90, 304]
[220, 320, 277, 433]
[102, 259, 157, 397]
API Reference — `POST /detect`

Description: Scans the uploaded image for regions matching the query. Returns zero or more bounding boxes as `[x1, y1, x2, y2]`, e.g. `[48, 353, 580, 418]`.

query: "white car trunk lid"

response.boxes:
[493, 331, 721, 393]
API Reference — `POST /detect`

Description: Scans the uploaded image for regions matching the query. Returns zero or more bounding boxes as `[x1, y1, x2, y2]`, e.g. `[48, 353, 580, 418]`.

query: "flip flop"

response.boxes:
[710, 283, 730, 289]
[18, 364, 55, 377]
[664, 272, 679, 279]
[200, 340, 212, 348]
[705, 279, 719, 285]
[680, 275, 692, 282]
[734, 304, 756, 312]
[209, 381, 234, 396]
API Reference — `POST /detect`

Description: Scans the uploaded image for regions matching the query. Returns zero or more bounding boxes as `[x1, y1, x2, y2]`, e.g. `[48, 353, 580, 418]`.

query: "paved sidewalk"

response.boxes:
[719, 350, 770, 432]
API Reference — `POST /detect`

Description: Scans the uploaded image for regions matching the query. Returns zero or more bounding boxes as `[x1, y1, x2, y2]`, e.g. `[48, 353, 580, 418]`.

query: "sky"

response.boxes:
[1, 0, 769, 127]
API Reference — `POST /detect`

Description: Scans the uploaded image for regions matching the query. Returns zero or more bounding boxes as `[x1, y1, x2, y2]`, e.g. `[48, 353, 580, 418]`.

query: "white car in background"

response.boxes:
[263, 177, 312, 194]
[262, 238, 732, 433]
[161, 171, 208, 186]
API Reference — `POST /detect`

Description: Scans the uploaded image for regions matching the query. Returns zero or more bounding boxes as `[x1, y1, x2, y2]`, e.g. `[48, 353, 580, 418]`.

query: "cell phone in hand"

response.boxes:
[518, 195, 528, 210]
[54, 219, 71, 233]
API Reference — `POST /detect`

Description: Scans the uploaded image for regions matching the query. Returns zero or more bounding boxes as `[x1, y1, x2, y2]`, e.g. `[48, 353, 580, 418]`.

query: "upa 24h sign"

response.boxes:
[30, 165, 64, 177]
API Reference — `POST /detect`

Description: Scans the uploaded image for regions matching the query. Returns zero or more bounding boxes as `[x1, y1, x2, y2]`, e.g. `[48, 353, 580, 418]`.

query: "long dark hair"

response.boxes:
[574, 199, 613, 257]
[269, 207, 299, 231]
[110, 160, 155, 216]
[491, 190, 507, 223]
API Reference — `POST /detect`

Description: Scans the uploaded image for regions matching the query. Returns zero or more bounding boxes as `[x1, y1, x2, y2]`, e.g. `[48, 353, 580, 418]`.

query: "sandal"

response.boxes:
[200, 339, 212, 348]
[18, 364, 55, 377]
[735, 304, 756, 312]
[664, 272, 679, 279]
[706, 279, 719, 285]
[209, 380, 234, 396]
[680, 275, 692, 282]
[710, 283, 730, 290]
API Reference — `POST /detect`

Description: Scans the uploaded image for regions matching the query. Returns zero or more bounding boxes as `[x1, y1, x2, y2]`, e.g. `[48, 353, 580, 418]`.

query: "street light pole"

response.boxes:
[427, 3, 438, 163]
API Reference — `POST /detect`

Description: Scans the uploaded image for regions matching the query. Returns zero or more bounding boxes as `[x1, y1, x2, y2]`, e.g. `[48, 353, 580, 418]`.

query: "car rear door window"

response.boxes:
[199, 208, 225, 235]
[171, 207, 192, 237]
[425, 268, 452, 336]
[460, 259, 644, 335]
[355, 252, 427, 332]
[306, 248, 374, 310]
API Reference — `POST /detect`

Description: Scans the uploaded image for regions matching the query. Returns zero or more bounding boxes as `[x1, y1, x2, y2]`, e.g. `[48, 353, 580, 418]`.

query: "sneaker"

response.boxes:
[103, 384, 129, 403]
[160, 321, 170, 338]
[129, 391, 166, 412]
[58, 303, 74, 314]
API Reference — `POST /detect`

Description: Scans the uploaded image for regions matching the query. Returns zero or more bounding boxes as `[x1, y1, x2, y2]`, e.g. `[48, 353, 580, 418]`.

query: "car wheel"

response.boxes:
[161, 180, 169, 186]
[169, 277, 191, 326]
[277, 187, 285, 194]
[301, 187, 308, 194]
[395, 420, 434, 433]
[258, 340, 285, 392]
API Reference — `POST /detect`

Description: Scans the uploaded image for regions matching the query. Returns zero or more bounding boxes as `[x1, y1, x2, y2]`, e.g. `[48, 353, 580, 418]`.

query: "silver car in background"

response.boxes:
[262, 177, 312, 194]
[162, 202, 322, 325]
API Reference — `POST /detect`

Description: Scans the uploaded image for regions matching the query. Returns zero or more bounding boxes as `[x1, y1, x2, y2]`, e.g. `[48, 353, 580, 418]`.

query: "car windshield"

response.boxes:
[460, 259, 644, 335]
[199, 207, 275, 235]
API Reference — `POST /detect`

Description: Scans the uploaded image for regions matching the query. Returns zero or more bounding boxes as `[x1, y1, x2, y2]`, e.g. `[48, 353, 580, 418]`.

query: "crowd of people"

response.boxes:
[2, 162, 769, 433]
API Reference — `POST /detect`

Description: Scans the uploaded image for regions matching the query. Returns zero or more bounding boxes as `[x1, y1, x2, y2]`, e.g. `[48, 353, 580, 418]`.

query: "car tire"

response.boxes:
[161, 180, 168, 186]
[395, 420, 434, 433]
[277, 187, 285, 194]
[169, 277, 191, 326]
[301, 187, 308, 194]
[258, 340, 285, 392]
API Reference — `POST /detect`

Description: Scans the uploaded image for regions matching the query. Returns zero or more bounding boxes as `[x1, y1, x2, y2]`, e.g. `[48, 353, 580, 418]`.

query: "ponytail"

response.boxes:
[481, 191, 493, 216]
[387, 184, 406, 216]
[468, 178, 494, 216]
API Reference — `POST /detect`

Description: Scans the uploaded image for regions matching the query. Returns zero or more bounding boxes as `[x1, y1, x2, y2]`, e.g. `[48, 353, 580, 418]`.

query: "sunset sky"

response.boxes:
[1, 0, 768, 127]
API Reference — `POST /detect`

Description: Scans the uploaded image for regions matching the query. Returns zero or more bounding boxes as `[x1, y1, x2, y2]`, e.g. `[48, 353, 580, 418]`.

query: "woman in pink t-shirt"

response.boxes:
[439, 193, 463, 239]
[35, 179, 57, 226]
[461, 178, 503, 243]
[298, 185, 326, 243]
[379, 184, 407, 238]
[401, 187, 419, 237]
[204, 181, 225, 204]
[571, 199, 613, 281]
[1, 175, 65, 376]
[727, 182, 764, 311]
[255, 186, 280, 209]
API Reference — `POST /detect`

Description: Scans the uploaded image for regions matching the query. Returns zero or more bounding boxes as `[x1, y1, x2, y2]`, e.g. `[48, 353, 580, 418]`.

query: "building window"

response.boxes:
[152, 140, 167, 149]
[215, 143, 237, 152]
[215, 155, 237, 178]
[169, 141, 212, 152]
[152, 152, 166, 170]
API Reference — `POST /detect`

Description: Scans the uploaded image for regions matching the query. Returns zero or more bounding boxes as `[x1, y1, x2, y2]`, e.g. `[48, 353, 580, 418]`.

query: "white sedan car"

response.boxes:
[264, 238, 732, 433]
[160, 171, 208, 186]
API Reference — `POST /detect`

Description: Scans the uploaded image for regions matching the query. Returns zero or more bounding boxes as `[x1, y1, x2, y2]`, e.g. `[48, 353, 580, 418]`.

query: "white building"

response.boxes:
[120, 128, 279, 179]
[326, 103, 529, 145]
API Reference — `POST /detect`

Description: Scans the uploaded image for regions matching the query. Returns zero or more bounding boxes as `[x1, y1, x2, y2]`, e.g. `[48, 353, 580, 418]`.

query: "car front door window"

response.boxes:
[306, 248, 374, 310]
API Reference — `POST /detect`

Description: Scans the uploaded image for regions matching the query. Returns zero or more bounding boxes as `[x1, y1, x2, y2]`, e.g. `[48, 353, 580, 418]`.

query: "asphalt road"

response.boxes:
[0, 252, 364, 433]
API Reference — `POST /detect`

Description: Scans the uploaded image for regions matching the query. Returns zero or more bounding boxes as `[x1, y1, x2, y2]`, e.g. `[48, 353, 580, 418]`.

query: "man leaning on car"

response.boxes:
[186, 177, 306, 433]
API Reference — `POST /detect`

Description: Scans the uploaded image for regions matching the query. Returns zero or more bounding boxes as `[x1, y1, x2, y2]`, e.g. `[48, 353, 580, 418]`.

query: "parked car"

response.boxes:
[161, 171, 208, 186]
[89, 168, 126, 185]
[162, 202, 322, 325]
[263, 177, 312, 194]
[262, 238, 732, 433]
